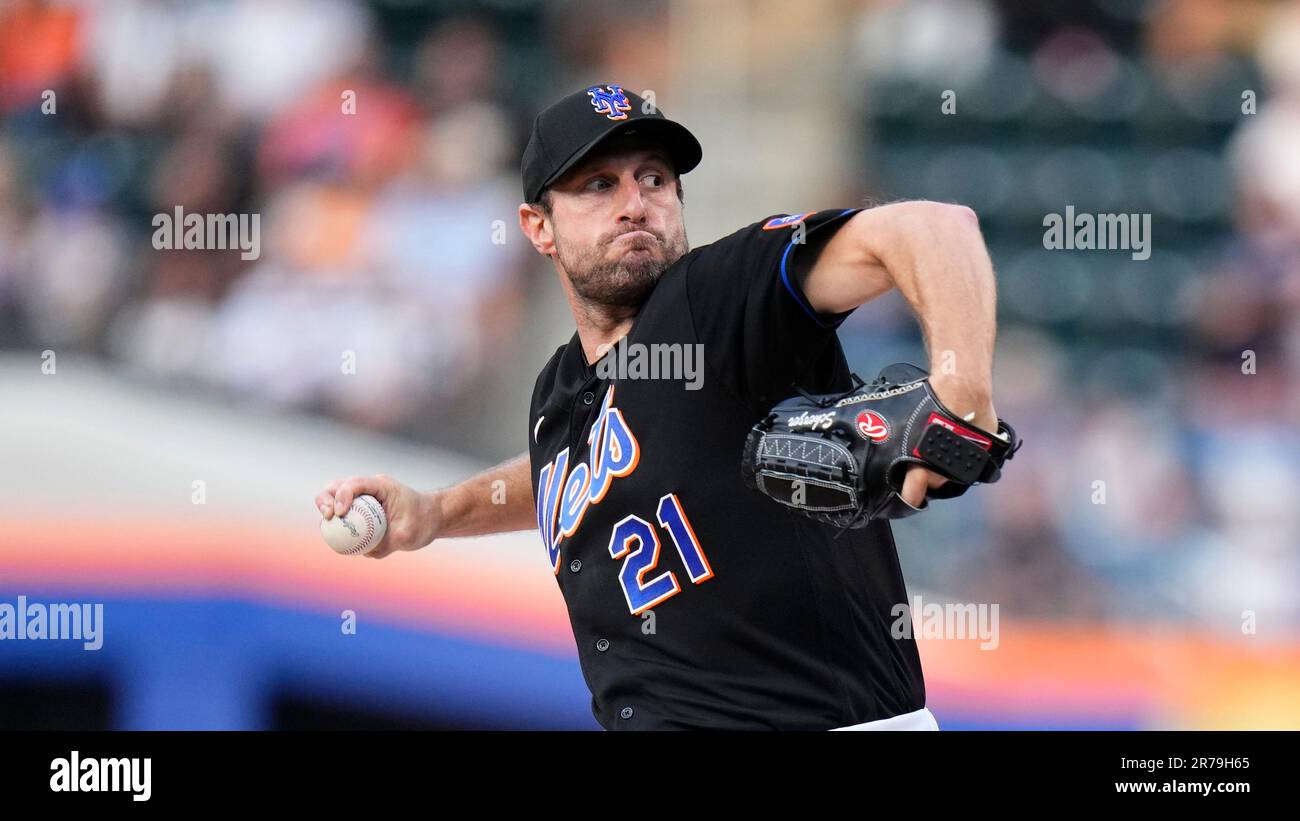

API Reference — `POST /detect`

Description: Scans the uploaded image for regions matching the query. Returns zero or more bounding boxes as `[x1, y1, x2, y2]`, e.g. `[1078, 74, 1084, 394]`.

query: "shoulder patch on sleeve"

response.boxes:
[762, 211, 818, 230]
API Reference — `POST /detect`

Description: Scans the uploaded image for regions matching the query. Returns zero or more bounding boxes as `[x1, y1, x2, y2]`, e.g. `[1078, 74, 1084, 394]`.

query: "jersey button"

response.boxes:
[619, 706, 634, 720]
[595, 638, 610, 652]
[581, 391, 595, 405]
[569, 559, 582, 573]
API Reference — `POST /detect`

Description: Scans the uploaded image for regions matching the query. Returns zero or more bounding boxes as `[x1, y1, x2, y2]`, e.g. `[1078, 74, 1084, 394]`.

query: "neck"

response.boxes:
[573, 302, 635, 366]
[554, 265, 640, 365]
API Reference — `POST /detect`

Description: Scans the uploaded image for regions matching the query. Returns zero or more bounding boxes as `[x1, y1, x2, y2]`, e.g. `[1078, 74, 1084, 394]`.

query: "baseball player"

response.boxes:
[316, 84, 1001, 731]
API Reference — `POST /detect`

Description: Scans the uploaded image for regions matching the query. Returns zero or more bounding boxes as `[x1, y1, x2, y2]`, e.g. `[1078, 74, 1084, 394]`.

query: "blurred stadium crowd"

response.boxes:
[1, 0, 1297, 631]
[852, 0, 1300, 632]
[0, 0, 539, 439]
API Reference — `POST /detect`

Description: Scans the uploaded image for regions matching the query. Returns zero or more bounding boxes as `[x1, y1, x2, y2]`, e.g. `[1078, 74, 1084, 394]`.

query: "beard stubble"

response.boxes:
[556, 227, 689, 314]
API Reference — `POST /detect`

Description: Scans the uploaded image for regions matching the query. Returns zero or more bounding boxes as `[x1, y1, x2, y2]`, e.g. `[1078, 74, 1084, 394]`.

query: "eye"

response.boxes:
[642, 173, 664, 187]
[585, 177, 612, 192]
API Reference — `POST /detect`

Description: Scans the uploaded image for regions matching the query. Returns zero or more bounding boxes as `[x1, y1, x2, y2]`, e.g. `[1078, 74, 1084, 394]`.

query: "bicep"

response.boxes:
[800, 207, 895, 315]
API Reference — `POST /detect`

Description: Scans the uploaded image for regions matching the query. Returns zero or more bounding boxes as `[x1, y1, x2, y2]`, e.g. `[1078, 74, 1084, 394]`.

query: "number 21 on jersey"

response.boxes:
[607, 493, 713, 615]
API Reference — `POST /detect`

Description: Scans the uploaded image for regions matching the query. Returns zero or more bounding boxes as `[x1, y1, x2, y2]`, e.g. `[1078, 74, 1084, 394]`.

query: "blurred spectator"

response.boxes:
[1197, 4, 1300, 367]
[193, 0, 374, 124]
[1184, 362, 1300, 633]
[854, 0, 1000, 85]
[412, 15, 502, 118]
[81, 0, 189, 126]
[0, 0, 81, 114]
[12, 203, 128, 348]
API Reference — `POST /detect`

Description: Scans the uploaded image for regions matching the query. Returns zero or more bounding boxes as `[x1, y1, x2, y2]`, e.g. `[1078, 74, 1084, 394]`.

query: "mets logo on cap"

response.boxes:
[855, 410, 890, 442]
[588, 85, 631, 121]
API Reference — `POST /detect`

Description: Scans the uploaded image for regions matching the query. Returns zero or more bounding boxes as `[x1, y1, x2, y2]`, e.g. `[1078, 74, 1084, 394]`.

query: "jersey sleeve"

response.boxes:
[683, 208, 863, 410]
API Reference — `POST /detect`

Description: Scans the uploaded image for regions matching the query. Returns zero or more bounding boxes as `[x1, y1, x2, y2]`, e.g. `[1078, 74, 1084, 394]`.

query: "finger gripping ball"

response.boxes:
[321, 494, 388, 556]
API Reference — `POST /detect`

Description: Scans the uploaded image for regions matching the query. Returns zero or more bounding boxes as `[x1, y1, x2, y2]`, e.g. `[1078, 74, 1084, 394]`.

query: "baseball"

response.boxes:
[320, 494, 388, 556]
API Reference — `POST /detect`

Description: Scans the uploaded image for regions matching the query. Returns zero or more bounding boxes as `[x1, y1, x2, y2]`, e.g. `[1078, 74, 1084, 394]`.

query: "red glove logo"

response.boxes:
[855, 411, 890, 442]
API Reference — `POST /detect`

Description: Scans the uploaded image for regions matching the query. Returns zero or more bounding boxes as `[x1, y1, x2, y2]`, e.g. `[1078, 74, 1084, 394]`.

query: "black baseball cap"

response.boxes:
[521, 84, 702, 204]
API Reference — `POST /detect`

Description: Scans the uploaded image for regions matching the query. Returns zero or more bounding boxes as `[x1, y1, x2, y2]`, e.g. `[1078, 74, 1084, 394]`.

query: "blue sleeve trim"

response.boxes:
[777, 209, 859, 329]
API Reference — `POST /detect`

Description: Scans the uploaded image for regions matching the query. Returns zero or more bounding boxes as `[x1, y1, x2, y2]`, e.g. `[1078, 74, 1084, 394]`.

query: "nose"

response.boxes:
[615, 173, 648, 225]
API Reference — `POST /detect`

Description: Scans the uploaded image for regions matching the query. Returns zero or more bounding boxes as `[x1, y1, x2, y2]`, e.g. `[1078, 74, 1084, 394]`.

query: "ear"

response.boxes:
[518, 203, 555, 256]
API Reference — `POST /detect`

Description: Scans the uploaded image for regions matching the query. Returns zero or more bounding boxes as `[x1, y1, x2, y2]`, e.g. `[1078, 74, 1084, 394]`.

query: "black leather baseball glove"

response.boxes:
[741, 363, 1020, 530]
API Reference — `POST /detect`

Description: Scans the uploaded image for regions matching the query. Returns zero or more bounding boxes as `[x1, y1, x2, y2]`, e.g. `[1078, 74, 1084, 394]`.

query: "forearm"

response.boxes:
[429, 452, 536, 539]
[876, 203, 997, 406]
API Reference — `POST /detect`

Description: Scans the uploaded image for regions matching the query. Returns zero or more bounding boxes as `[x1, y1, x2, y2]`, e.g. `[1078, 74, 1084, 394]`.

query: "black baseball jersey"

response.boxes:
[527, 209, 925, 730]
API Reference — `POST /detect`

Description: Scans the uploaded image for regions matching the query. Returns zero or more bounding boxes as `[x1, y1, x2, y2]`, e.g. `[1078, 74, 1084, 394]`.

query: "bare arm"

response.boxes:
[315, 452, 535, 559]
[434, 453, 536, 539]
[801, 200, 998, 505]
